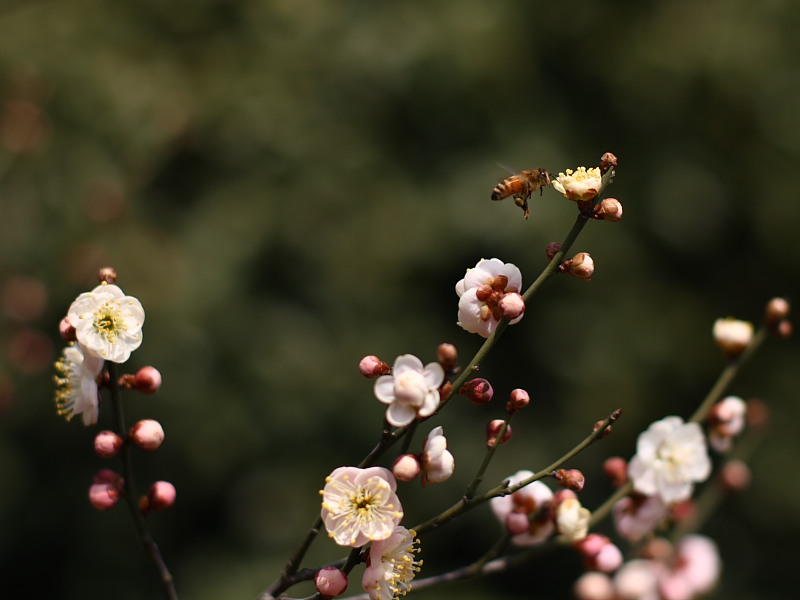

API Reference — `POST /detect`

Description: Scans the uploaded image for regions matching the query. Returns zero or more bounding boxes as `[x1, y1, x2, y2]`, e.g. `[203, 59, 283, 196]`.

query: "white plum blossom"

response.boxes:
[53, 344, 104, 426]
[708, 395, 748, 452]
[628, 416, 711, 504]
[421, 427, 455, 485]
[320, 466, 403, 547]
[552, 166, 603, 202]
[555, 496, 591, 542]
[455, 258, 524, 338]
[374, 355, 445, 427]
[67, 283, 145, 363]
[361, 526, 421, 600]
[491, 470, 555, 546]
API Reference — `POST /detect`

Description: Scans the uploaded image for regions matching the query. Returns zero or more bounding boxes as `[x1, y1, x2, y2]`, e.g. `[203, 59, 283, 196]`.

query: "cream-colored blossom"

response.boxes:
[53, 344, 104, 426]
[556, 496, 591, 542]
[361, 526, 421, 600]
[320, 466, 403, 547]
[552, 166, 602, 202]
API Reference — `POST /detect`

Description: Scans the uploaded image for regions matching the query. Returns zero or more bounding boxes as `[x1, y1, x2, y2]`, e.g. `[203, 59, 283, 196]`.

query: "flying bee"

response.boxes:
[490, 167, 551, 219]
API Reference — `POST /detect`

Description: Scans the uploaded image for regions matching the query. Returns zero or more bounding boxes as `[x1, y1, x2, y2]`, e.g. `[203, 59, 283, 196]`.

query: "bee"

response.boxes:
[490, 168, 551, 219]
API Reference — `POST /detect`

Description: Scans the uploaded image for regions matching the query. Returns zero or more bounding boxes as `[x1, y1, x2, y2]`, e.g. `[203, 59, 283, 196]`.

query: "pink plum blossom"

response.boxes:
[373, 355, 444, 427]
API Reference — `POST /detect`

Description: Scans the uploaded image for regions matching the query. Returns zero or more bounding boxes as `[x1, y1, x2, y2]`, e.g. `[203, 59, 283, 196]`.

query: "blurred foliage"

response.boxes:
[1, 0, 798, 598]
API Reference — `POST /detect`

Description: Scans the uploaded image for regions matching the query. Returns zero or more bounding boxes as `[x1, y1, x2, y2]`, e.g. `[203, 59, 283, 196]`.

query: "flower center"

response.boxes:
[394, 371, 426, 406]
[93, 302, 126, 342]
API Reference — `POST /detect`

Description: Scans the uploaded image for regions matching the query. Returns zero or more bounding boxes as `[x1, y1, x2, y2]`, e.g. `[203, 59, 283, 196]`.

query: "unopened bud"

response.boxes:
[89, 482, 121, 510]
[94, 430, 124, 458]
[486, 419, 512, 447]
[593, 418, 614, 439]
[545, 242, 562, 261]
[553, 468, 585, 492]
[133, 366, 162, 394]
[594, 198, 623, 222]
[59, 317, 76, 342]
[713, 317, 754, 359]
[719, 459, 751, 492]
[564, 252, 594, 281]
[97, 267, 117, 284]
[436, 343, 459, 373]
[129, 419, 165, 451]
[746, 398, 769, 430]
[459, 378, 493, 405]
[775, 319, 793, 338]
[315, 567, 348, 599]
[142, 480, 176, 511]
[669, 499, 695, 524]
[765, 297, 790, 327]
[507, 388, 530, 413]
[392, 454, 421, 482]
[599, 152, 618, 173]
[602, 456, 628, 487]
[358, 355, 390, 378]
[499, 292, 525, 320]
[89, 470, 123, 511]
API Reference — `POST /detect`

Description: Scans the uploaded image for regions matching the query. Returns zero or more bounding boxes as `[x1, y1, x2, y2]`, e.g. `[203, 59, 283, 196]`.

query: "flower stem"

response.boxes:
[689, 325, 768, 424]
[413, 410, 621, 535]
[106, 363, 178, 600]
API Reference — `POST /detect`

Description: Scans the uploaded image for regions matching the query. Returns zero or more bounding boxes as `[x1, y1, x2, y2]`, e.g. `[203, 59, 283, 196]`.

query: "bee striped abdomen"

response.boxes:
[491, 176, 528, 201]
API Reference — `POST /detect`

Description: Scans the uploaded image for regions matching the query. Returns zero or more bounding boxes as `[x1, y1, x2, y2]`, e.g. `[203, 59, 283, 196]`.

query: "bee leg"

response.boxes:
[513, 195, 531, 220]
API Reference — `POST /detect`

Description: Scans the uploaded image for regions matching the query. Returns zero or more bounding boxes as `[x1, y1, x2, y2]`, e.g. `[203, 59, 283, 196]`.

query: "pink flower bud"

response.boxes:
[506, 388, 530, 413]
[134, 366, 162, 394]
[746, 398, 769, 430]
[89, 482, 121, 510]
[144, 481, 176, 511]
[594, 542, 623, 573]
[599, 152, 618, 172]
[505, 511, 530, 535]
[59, 317, 77, 342]
[603, 456, 628, 487]
[545, 242, 562, 261]
[436, 343, 459, 372]
[718, 459, 751, 492]
[94, 430, 123, 458]
[775, 319, 793, 338]
[499, 292, 525, 320]
[315, 567, 348, 599]
[553, 468, 585, 492]
[97, 266, 118, 284]
[129, 419, 165, 451]
[486, 419, 511, 447]
[564, 252, 594, 281]
[392, 454, 421, 482]
[93, 469, 123, 486]
[575, 533, 608, 558]
[765, 297, 790, 327]
[459, 378, 493, 405]
[358, 355, 390, 378]
[595, 198, 623, 221]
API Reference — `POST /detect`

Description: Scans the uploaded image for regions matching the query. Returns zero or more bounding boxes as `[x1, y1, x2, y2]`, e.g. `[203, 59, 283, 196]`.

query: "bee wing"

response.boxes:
[495, 162, 521, 176]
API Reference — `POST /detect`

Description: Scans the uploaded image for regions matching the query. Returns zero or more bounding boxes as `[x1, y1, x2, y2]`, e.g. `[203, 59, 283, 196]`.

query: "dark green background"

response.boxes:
[1, 1, 798, 598]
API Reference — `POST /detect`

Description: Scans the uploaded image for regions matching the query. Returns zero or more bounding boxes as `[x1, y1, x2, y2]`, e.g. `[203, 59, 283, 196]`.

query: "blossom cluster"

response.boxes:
[51, 156, 790, 600]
